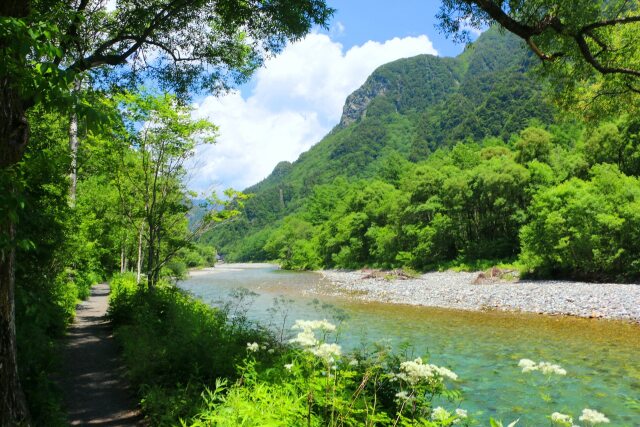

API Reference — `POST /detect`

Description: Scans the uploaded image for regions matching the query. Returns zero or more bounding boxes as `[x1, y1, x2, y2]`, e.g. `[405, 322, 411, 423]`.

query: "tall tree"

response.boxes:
[113, 91, 229, 288]
[0, 1, 332, 424]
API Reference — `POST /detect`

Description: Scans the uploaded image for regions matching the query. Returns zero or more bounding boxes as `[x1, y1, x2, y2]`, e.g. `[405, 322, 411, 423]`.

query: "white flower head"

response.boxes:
[284, 363, 293, 371]
[398, 358, 457, 385]
[310, 343, 342, 361]
[395, 391, 413, 401]
[246, 342, 259, 352]
[550, 412, 573, 425]
[289, 330, 318, 347]
[518, 358, 538, 373]
[292, 319, 336, 332]
[518, 359, 566, 376]
[267, 348, 275, 354]
[578, 408, 610, 425]
[455, 408, 468, 418]
[349, 359, 359, 367]
[539, 362, 567, 376]
[431, 406, 451, 421]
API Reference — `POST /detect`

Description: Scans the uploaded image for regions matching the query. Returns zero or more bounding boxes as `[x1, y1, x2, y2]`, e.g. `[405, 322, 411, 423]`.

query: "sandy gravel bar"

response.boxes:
[317, 270, 640, 323]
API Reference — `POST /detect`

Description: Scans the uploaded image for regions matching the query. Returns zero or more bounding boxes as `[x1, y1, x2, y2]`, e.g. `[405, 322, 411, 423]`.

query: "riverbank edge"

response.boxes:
[316, 269, 640, 324]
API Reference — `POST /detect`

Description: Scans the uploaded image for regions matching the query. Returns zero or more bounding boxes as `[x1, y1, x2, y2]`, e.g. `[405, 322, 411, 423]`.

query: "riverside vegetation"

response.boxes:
[108, 273, 615, 426]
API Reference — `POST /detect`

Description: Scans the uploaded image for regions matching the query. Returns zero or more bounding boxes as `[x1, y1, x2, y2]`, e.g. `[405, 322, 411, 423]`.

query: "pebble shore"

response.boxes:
[316, 270, 640, 323]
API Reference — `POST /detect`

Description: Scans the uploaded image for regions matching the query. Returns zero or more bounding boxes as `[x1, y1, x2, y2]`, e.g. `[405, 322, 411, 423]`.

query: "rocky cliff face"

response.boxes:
[338, 74, 390, 127]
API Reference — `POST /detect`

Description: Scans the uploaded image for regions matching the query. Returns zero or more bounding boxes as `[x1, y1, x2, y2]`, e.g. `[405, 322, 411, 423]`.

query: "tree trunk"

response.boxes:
[147, 227, 155, 288]
[120, 245, 125, 273]
[1, 1, 33, 419]
[136, 223, 144, 284]
[68, 78, 82, 205]
[0, 185, 30, 427]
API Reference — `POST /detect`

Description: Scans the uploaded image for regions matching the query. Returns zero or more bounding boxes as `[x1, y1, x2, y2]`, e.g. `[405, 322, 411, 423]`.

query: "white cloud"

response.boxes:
[190, 32, 438, 193]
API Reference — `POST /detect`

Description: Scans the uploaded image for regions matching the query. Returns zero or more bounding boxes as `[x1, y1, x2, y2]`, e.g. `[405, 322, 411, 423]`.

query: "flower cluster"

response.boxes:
[292, 319, 336, 332]
[246, 342, 259, 352]
[395, 357, 458, 385]
[431, 406, 451, 421]
[288, 319, 342, 362]
[430, 406, 468, 424]
[578, 408, 610, 425]
[550, 412, 573, 425]
[310, 343, 342, 361]
[518, 358, 567, 376]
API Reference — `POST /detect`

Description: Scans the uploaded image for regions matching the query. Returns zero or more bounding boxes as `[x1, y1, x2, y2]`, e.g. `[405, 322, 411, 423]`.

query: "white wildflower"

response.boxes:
[267, 348, 275, 354]
[284, 363, 293, 371]
[349, 359, 359, 366]
[292, 319, 336, 332]
[518, 359, 566, 376]
[578, 408, 610, 425]
[431, 406, 451, 421]
[260, 345, 267, 350]
[395, 391, 412, 401]
[310, 343, 342, 361]
[518, 359, 539, 373]
[455, 408, 468, 418]
[539, 362, 567, 376]
[246, 342, 259, 352]
[398, 358, 457, 385]
[434, 365, 458, 381]
[550, 412, 573, 425]
[289, 330, 318, 347]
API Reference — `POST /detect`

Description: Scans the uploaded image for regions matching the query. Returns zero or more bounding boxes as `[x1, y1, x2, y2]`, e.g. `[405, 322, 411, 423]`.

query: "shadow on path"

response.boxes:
[60, 283, 144, 426]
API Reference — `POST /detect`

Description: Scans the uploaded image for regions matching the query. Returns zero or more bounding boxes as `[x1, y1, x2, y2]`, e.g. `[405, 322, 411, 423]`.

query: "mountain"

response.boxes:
[201, 28, 556, 260]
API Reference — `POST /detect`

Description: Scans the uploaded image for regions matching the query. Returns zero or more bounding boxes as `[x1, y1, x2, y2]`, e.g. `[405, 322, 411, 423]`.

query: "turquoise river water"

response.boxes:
[180, 264, 640, 426]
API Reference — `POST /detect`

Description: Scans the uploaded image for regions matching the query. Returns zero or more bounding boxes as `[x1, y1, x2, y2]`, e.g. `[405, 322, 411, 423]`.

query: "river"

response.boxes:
[180, 264, 640, 426]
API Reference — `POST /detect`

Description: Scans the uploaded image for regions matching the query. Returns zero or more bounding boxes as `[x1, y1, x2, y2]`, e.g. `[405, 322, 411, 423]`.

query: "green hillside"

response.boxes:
[203, 30, 552, 254]
[202, 28, 640, 281]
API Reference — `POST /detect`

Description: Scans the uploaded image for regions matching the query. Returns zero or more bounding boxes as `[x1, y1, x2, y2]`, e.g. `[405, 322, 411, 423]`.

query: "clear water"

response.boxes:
[180, 265, 640, 426]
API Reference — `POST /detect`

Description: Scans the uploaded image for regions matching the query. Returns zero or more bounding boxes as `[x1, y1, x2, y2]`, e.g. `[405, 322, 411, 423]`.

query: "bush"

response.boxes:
[108, 274, 275, 425]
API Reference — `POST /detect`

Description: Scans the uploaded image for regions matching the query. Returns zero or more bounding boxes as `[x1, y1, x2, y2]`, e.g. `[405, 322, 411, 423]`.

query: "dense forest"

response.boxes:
[203, 29, 640, 282]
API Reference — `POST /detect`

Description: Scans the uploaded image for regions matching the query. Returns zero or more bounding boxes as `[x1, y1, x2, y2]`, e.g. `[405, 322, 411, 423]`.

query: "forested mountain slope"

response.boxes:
[203, 29, 554, 255]
[202, 29, 640, 282]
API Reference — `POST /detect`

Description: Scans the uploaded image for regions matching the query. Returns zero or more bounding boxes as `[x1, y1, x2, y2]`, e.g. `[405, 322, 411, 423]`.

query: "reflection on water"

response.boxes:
[180, 264, 640, 426]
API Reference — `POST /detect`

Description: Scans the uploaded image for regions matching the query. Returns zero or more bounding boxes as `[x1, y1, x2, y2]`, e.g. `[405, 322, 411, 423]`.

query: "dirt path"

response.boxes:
[60, 283, 144, 426]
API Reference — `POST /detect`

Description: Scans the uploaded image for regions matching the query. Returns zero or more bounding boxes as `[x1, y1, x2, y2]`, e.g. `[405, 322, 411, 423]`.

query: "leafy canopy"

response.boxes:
[437, 0, 640, 116]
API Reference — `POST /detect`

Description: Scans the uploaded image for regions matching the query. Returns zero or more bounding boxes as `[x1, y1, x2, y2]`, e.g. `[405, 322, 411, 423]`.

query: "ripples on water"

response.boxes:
[180, 265, 640, 426]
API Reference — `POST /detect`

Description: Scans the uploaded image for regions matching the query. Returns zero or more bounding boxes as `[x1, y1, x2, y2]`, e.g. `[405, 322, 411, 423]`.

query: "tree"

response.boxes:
[113, 91, 226, 288]
[437, 0, 640, 115]
[0, 1, 332, 423]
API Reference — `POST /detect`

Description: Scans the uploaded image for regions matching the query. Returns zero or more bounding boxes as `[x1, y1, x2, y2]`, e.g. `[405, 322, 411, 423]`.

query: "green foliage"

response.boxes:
[437, 0, 640, 118]
[10, 107, 102, 426]
[182, 317, 468, 427]
[108, 274, 275, 424]
[520, 164, 640, 281]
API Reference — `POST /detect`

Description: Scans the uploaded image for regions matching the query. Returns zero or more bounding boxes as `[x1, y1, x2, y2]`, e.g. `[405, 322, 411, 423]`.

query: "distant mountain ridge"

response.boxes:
[202, 28, 556, 257]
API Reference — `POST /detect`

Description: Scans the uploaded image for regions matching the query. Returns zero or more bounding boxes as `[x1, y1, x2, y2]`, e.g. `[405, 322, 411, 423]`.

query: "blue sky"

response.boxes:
[325, 0, 464, 56]
[189, 1, 477, 193]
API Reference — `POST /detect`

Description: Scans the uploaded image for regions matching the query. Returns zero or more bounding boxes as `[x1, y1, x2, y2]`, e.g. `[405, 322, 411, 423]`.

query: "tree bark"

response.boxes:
[0, 185, 30, 427]
[1, 2, 35, 423]
[136, 223, 144, 284]
[68, 78, 82, 205]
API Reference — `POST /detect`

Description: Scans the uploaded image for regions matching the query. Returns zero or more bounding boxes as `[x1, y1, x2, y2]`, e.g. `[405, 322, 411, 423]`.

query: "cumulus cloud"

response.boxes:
[190, 32, 438, 193]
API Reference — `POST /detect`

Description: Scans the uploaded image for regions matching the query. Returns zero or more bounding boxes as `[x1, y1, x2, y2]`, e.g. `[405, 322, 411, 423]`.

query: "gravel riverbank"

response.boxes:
[315, 270, 640, 322]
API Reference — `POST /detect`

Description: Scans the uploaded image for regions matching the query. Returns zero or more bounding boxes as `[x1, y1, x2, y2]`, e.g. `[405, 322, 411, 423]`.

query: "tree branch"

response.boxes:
[575, 33, 640, 77]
